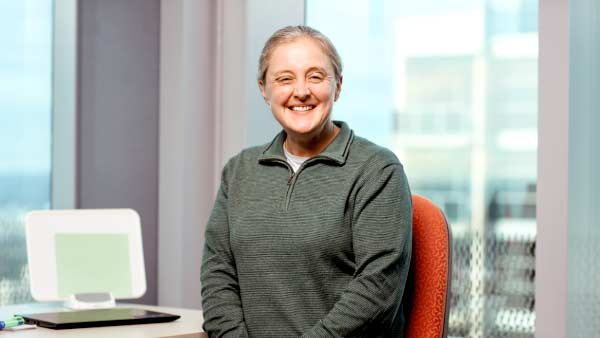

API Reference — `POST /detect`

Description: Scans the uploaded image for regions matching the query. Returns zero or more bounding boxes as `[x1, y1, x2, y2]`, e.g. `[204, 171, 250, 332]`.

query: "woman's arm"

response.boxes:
[301, 161, 413, 338]
[201, 171, 249, 338]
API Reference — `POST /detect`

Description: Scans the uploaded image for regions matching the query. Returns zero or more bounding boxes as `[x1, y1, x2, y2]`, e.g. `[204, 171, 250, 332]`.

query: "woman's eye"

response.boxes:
[308, 75, 324, 82]
[276, 77, 292, 84]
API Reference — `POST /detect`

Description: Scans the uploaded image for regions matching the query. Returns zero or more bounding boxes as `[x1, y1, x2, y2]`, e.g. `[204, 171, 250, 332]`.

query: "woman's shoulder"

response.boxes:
[230, 144, 265, 163]
[348, 134, 401, 167]
[221, 143, 270, 175]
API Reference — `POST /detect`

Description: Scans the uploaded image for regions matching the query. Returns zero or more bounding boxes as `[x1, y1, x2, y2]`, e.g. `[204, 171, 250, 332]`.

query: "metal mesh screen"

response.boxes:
[448, 231, 535, 338]
[0, 216, 33, 305]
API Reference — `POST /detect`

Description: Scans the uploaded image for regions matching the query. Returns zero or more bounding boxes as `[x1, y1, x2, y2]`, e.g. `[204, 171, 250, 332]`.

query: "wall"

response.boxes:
[567, 0, 600, 336]
[159, 0, 218, 309]
[537, 0, 600, 336]
[78, 0, 160, 305]
[536, 0, 569, 336]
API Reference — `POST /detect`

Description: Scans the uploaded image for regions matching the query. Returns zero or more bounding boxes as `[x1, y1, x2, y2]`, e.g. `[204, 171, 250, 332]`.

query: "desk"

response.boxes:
[0, 303, 206, 338]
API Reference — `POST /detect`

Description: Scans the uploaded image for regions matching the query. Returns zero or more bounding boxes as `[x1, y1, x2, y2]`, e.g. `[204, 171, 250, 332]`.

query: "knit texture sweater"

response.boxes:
[201, 121, 412, 338]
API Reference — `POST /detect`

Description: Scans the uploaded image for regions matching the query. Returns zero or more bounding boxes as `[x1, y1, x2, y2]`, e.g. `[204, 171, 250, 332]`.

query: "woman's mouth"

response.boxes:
[289, 105, 315, 112]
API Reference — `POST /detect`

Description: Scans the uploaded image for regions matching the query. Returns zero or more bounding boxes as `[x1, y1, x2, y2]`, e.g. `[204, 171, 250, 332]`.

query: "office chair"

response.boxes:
[404, 194, 452, 338]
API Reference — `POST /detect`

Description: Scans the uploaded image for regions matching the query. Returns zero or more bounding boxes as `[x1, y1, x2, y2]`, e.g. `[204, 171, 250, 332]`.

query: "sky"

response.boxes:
[0, 0, 52, 174]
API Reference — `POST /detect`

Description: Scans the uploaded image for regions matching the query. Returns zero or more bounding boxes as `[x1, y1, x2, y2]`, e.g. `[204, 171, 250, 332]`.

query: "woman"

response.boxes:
[201, 26, 412, 338]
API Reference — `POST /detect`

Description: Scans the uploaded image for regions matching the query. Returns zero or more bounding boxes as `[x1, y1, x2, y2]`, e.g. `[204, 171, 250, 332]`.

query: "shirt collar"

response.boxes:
[258, 120, 354, 166]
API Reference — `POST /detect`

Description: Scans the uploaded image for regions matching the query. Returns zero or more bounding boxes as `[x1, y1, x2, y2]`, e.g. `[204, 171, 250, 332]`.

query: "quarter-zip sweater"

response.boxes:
[201, 121, 412, 338]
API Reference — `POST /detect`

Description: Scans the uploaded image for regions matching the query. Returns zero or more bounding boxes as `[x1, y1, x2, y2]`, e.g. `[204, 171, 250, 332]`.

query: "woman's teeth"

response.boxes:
[290, 106, 314, 111]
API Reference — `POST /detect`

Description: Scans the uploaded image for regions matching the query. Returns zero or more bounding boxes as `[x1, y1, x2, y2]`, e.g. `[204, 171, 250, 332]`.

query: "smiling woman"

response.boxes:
[200, 26, 413, 338]
[258, 31, 342, 157]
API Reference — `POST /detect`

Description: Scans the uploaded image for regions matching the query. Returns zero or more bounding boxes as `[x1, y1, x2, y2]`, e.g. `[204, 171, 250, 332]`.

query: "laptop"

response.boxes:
[20, 308, 180, 329]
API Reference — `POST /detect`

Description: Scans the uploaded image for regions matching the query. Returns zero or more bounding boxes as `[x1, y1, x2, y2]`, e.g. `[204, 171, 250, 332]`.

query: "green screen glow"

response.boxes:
[55, 233, 132, 298]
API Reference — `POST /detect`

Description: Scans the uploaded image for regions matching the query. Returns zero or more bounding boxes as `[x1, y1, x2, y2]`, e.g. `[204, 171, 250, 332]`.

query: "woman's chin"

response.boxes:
[285, 124, 318, 137]
[276, 108, 332, 136]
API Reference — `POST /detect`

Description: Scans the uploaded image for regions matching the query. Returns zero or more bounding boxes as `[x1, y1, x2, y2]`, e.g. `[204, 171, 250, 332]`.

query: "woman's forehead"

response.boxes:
[267, 38, 333, 74]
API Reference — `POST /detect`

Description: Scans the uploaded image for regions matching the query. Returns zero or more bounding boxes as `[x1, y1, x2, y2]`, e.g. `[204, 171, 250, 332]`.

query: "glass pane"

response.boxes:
[307, 1, 537, 337]
[0, 0, 53, 305]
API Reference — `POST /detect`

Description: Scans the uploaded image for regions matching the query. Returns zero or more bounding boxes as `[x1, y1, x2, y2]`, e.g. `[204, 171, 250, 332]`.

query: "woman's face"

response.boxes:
[259, 37, 342, 139]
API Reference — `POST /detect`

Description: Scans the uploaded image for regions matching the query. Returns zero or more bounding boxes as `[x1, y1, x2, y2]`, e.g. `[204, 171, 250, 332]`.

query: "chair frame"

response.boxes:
[406, 194, 453, 338]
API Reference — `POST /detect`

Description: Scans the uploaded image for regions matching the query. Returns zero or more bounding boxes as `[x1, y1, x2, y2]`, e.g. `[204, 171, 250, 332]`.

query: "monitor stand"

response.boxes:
[64, 292, 116, 310]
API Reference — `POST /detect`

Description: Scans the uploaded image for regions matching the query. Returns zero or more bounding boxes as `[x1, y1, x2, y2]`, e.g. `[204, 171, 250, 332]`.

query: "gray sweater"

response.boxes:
[201, 121, 412, 338]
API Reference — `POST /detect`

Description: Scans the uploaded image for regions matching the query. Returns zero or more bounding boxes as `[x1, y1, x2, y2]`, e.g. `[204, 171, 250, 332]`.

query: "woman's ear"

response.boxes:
[334, 76, 343, 101]
[258, 80, 270, 105]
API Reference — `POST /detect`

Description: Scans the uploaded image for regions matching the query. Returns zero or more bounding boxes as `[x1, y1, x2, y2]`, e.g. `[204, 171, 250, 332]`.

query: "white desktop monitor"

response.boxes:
[25, 209, 147, 301]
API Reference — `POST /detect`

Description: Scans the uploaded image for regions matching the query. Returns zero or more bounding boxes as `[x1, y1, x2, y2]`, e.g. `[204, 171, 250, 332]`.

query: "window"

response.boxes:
[307, 0, 537, 337]
[0, 0, 53, 305]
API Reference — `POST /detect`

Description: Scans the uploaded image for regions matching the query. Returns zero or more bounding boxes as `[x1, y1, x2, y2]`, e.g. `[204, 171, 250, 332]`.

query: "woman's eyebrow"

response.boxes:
[271, 70, 293, 77]
[306, 67, 327, 74]
[271, 67, 329, 76]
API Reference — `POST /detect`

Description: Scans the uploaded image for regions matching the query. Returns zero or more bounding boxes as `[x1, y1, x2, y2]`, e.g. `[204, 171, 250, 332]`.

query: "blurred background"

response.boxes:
[0, 0, 52, 306]
[5, 1, 591, 338]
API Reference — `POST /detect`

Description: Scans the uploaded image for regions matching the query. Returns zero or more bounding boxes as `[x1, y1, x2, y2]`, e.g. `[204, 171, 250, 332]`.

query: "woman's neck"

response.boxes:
[284, 122, 340, 158]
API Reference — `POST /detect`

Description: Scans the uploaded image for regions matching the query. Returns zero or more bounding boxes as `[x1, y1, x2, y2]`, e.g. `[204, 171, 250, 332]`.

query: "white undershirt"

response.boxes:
[283, 145, 309, 173]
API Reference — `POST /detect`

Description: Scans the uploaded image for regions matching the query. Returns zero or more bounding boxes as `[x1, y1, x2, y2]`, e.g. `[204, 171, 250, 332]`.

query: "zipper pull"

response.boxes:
[287, 174, 294, 185]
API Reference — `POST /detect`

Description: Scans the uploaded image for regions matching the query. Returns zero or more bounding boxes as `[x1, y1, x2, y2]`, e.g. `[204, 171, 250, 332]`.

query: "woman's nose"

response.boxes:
[293, 80, 310, 99]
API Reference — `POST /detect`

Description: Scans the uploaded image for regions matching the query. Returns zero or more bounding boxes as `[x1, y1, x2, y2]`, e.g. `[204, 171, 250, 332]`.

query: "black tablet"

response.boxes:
[19, 308, 180, 330]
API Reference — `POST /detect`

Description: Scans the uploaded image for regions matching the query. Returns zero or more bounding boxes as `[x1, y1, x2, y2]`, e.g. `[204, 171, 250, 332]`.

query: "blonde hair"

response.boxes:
[258, 25, 342, 84]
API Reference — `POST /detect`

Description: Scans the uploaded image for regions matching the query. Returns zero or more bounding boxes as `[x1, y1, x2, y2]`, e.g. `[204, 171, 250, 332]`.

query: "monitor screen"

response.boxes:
[25, 209, 146, 301]
[55, 233, 132, 298]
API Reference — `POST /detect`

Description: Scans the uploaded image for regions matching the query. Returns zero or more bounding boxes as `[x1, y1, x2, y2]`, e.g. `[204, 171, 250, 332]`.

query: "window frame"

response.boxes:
[52, 0, 78, 209]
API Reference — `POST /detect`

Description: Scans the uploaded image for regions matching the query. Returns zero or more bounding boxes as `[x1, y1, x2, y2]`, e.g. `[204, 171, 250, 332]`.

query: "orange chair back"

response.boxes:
[405, 194, 452, 338]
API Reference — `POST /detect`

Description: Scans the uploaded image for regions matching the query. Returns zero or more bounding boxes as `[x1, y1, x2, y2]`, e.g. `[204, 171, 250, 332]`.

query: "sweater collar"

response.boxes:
[258, 120, 353, 165]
